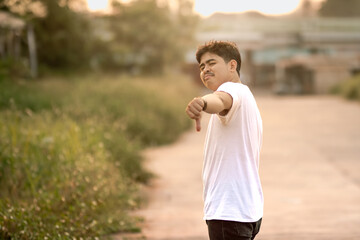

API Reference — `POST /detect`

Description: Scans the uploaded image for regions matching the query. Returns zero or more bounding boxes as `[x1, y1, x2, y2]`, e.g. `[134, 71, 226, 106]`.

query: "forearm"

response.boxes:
[201, 92, 230, 114]
[186, 91, 232, 120]
[185, 91, 232, 131]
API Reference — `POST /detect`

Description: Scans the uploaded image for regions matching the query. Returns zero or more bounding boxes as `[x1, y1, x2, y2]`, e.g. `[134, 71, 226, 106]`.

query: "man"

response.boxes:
[185, 41, 263, 240]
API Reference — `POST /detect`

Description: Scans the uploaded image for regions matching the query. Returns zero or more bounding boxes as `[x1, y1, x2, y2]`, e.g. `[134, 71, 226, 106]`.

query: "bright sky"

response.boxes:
[87, 0, 109, 12]
[86, 0, 325, 16]
[194, 0, 302, 17]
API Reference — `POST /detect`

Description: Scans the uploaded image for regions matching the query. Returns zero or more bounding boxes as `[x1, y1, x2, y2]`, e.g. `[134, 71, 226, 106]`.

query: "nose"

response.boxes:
[203, 64, 211, 73]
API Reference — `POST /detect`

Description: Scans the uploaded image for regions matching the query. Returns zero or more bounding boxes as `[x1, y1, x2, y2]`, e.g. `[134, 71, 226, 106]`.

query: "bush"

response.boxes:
[331, 74, 360, 101]
[0, 59, 30, 81]
[0, 74, 198, 239]
[0, 112, 139, 239]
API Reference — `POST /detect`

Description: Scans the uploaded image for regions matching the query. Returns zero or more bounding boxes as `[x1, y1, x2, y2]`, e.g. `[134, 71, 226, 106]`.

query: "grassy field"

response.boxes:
[0, 74, 199, 239]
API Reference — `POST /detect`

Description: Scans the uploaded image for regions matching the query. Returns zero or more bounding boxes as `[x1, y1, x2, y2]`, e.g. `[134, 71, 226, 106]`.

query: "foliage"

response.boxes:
[0, 0, 198, 76]
[108, 0, 174, 73]
[0, 0, 93, 76]
[331, 74, 360, 100]
[0, 112, 140, 239]
[97, 0, 198, 74]
[0, 59, 30, 81]
[319, 0, 360, 17]
[32, 0, 93, 70]
[0, 74, 198, 239]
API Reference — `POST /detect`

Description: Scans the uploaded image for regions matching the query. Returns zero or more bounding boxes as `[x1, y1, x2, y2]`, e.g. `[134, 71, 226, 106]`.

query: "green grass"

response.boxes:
[0, 74, 198, 239]
[331, 74, 360, 101]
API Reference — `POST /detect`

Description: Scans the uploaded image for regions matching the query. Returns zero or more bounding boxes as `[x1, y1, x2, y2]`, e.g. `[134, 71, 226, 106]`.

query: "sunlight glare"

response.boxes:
[194, 0, 302, 17]
[87, 0, 109, 12]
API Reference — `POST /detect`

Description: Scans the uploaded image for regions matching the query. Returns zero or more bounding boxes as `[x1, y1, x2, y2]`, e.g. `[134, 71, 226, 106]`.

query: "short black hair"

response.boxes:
[196, 40, 241, 76]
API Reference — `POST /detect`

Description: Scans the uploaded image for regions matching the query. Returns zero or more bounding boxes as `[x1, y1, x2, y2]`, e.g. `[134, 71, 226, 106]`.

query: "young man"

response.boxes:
[185, 41, 263, 240]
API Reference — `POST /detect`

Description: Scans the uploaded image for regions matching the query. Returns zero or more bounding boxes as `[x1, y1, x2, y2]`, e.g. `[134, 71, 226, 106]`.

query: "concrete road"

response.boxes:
[113, 93, 360, 240]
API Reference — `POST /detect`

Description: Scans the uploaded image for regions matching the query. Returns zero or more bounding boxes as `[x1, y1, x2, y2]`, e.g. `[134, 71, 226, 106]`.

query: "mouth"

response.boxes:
[204, 73, 214, 81]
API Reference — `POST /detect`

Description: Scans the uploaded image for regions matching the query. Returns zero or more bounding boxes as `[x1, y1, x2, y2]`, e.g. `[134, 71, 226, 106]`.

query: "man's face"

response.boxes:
[199, 52, 231, 91]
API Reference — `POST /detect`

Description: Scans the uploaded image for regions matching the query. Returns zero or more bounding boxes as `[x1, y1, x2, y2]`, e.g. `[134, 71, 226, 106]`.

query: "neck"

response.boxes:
[228, 73, 241, 83]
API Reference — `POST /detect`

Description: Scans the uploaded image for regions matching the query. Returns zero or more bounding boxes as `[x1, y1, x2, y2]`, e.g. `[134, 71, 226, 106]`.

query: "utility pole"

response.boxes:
[27, 23, 38, 78]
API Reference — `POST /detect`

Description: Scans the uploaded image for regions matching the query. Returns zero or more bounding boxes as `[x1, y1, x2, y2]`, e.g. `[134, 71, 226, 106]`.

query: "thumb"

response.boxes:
[195, 118, 201, 132]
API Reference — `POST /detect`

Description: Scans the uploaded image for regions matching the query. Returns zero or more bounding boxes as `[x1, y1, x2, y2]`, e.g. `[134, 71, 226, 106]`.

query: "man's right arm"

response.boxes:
[202, 91, 233, 116]
[185, 91, 233, 131]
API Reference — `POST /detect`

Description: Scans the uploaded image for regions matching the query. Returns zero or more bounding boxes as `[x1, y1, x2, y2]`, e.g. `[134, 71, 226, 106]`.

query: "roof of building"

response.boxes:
[276, 54, 360, 70]
[0, 11, 25, 30]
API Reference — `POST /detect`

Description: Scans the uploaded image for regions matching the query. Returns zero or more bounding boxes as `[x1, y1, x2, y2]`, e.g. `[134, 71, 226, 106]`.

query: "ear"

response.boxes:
[228, 59, 237, 72]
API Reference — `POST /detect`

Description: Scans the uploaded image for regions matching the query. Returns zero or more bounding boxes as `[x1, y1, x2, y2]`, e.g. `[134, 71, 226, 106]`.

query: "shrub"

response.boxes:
[0, 112, 139, 239]
[0, 74, 198, 239]
[331, 74, 360, 101]
[0, 59, 30, 81]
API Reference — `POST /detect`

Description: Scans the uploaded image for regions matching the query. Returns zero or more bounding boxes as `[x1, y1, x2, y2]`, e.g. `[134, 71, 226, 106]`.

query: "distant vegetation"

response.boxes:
[0, 0, 198, 78]
[331, 74, 360, 101]
[319, 0, 360, 17]
[0, 74, 198, 239]
[0, 0, 200, 238]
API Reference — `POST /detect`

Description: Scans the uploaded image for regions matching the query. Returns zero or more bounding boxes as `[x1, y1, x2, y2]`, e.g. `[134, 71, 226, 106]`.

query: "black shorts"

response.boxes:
[206, 218, 262, 240]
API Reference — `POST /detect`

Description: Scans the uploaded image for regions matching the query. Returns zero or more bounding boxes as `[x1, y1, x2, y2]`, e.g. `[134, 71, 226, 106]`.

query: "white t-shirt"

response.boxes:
[203, 82, 263, 222]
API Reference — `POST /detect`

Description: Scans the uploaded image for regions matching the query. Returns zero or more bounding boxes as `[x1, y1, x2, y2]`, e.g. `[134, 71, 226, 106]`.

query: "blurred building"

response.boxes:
[275, 54, 360, 94]
[0, 11, 37, 78]
[0, 11, 25, 60]
[188, 13, 360, 94]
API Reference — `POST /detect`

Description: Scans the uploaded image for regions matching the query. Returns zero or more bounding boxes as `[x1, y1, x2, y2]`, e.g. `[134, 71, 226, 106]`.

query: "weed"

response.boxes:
[0, 74, 198, 239]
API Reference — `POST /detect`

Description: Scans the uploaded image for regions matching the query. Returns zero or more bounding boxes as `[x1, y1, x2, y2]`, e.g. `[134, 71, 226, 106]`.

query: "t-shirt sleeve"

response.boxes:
[216, 82, 241, 125]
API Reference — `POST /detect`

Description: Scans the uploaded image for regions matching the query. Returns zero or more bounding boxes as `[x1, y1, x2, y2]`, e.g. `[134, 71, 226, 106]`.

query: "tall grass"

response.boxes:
[0, 74, 198, 239]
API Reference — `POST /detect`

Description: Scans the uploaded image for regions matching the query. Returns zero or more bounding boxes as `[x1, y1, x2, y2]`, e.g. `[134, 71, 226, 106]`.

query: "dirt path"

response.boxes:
[113, 94, 360, 240]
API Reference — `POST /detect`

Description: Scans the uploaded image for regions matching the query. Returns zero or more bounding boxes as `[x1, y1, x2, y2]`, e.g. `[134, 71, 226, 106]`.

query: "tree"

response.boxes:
[1, 0, 199, 75]
[33, 0, 93, 70]
[319, 0, 360, 17]
[1, 0, 94, 71]
[105, 0, 198, 74]
[301, 0, 312, 17]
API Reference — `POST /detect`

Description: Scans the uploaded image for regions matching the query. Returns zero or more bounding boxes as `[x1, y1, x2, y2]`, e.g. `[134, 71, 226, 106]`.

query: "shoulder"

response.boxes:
[217, 82, 245, 99]
[217, 81, 245, 91]
[217, 81, 241, 89]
